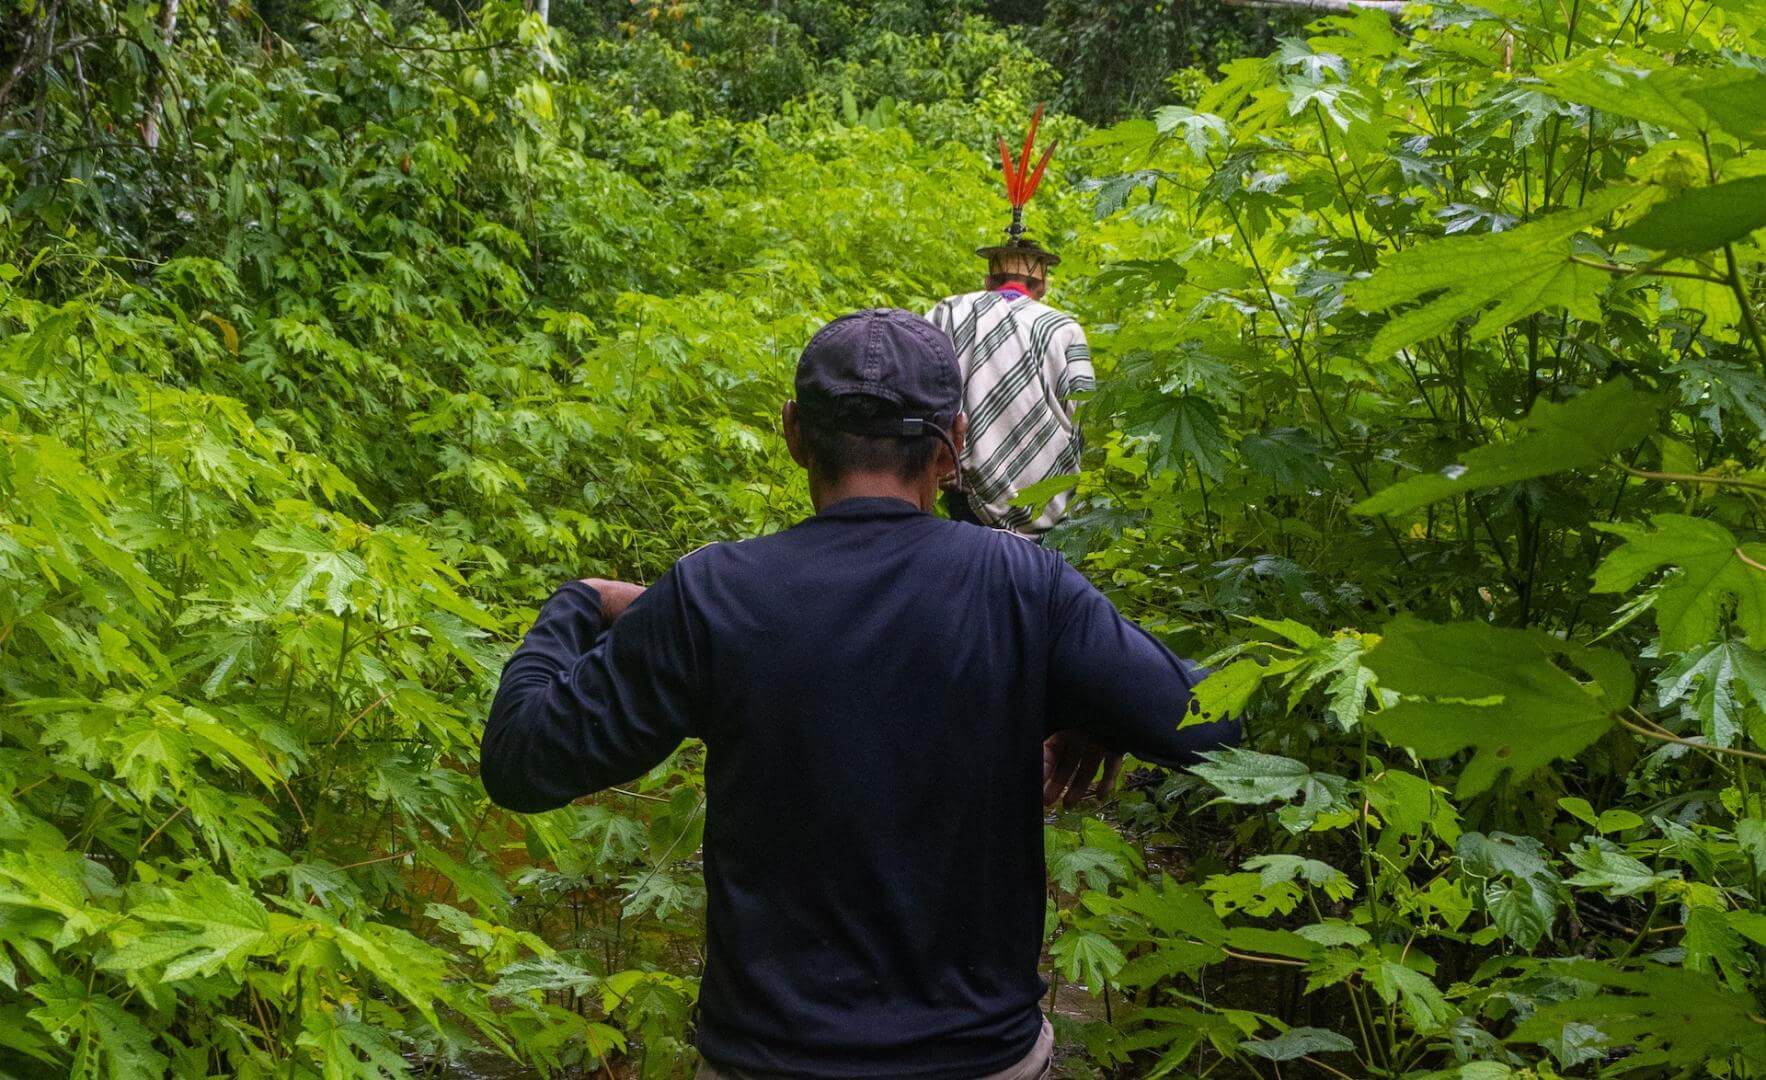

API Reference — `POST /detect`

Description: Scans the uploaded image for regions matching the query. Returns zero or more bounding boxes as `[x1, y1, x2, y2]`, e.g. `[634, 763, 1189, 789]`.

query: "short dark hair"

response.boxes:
[798, 394, 940, 482]
[985, 271, 1044, 291]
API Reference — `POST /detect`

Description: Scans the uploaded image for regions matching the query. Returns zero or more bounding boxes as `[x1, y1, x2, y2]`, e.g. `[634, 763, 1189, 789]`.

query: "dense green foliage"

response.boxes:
[6, 0, 1766, 1076]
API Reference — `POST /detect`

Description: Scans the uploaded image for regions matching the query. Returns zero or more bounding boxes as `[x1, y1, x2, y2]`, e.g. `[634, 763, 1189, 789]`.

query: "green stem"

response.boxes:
[1723, 243, 1766, 368]
[1359, 726, 1383, 940]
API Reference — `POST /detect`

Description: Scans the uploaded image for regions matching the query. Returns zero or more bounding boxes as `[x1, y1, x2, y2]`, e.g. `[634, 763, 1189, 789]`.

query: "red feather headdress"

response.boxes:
[981, 104, 1060, 264]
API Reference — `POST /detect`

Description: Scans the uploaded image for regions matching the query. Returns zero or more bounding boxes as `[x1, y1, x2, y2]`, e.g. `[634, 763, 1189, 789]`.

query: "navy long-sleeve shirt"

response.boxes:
[482, 496, 1241, 1079]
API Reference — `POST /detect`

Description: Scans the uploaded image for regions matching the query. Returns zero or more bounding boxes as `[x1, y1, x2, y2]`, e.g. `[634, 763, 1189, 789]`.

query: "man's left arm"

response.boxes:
[480, 569, 702, 813]
[1056, 323, 1096, 415]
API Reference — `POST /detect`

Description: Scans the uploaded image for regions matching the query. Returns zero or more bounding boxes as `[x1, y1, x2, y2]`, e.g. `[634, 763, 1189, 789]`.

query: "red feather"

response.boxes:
[997, 135, 1020, 204]
[1020, 141, 1057, 204]
[1013, 103, 1044, 206]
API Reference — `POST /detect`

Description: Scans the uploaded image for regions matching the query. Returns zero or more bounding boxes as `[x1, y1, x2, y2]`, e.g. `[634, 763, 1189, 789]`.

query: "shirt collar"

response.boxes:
[993, 282, 1032, 299]
[815, 496, 928, 519]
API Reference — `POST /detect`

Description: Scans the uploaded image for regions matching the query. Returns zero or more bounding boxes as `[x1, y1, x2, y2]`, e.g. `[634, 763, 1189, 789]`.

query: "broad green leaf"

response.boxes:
[1458, 832, 1563, 949]
[1365, 768, 1461, 844]
[1619, 176, 1766, 253]
[1188, 749, 1353, 833]
[1564, 839, 1680, 897]
[1152, 105, 1229, 158]
[1737, 818, 1766, 876]
[297, 1010, 409, 1080]
[1512, 961, 1766, 1065]
[332, 922, 447, 1031]
[1294, 921, 1370, 948]
[1368, 960, 1455, 1032]
[1050, 929, 1127, 990]
[1127, 394, 1231, 480]
[1007, 472, 1081, 510]
[1049, 846, 1130, 894]
[1204, 872, 1305, 917]
[1348, 186, 1639, 361]
[1239, 1026, 1354, 1061]
[103, 874, 271, 982]
[1189, 659, 1285, 722]
[27, 979, 169, 1079]
[1355, 378, 1659, 516]
[1654, 639, 1766, 747]
[1364, 616, 1633, 797]
[1538, 57, 1766, 143]
[1220, 926, 1322, 960]
[1683, 906, 1748, 983]
[1592, 515, 1766, 650]
[1241, 854, 1354, 901]
[491, 955, 598, 998]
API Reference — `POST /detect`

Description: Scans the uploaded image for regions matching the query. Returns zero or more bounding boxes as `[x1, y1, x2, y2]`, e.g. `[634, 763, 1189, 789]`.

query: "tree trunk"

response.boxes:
[141, 0, 181, 151]
[535, 0, 548, 25]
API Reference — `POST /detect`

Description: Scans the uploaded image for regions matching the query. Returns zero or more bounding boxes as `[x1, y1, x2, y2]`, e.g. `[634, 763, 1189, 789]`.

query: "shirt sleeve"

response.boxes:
[1046, 560, 1241, 766]
[1056, 323, 1096, 406]
[926, 298, 954, 335]
[480, 572, 703, 813]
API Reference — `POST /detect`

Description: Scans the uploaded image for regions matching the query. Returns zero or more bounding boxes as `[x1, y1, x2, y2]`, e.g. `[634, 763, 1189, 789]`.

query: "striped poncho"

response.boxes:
[926, 289, 1095, 534]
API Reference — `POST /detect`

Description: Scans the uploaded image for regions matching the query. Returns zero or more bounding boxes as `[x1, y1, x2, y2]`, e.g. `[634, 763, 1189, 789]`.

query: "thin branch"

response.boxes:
[1223, 947, 1308, 968]
[1568, 254, 1729, 284]
[136, 805, 188, 854]
[1620, 712, 1766, 764]
[1303, 1055, 1360, 1080]
[1724, 243, 1766, 368]
[335, 849, 414, 871]
[328, 690, 394, 748]
[608, 786, 670, 804]
[1624, 465, 1766, 494]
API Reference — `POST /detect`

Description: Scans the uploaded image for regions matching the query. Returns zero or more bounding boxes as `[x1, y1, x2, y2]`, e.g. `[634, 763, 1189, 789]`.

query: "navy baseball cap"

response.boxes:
[794, 308, 962, 437]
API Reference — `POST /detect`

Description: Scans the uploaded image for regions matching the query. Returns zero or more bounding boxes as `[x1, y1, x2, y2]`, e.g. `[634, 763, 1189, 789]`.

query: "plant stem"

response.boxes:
[1723, 243, 1766, 367]
[1620, 713, 1766, 763]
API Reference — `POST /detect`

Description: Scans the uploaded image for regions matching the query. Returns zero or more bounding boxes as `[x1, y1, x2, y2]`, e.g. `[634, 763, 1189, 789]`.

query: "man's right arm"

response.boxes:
[480, 571, 701, 813]
[1046, 560, 1241, 767]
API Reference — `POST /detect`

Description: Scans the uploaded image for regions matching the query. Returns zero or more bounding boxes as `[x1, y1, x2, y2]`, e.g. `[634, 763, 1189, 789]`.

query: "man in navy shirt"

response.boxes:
[481, 308, 1241, 1080]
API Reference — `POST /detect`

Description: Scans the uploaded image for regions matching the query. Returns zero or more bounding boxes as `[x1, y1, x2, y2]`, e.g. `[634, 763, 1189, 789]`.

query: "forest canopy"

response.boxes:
[5, 0, 1766, 1077]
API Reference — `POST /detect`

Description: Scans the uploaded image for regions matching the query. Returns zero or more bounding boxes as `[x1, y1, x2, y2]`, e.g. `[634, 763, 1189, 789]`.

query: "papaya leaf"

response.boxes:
[1683, 906, 1748, 984]
[27, 978, 170, 1079]
[103, 873, 272, 981]
[1538, 57, 1766, 143]
[1654, 639, 1766, 747]
[1239, 1026, 1354, 1061]
[1592, 515, 1766, 650]
[1355, 378, 1659, 516]
[491, 955, 598, 998]
[1368, 960, 1455, 1032]
[1511, 961, 1766, 1065]
[1348, 185, 1639, 361]
[296, 1010, 409, 1080]
[1364, 616, 1632, 797]
[1618, 176, 1766, 253]
[1050, 929, 1126, 990]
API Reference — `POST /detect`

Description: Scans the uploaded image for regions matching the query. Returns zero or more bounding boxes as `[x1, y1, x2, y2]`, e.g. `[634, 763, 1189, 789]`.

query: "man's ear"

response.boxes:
[939, 413, 968, 478]
[782, 401, 809, 468]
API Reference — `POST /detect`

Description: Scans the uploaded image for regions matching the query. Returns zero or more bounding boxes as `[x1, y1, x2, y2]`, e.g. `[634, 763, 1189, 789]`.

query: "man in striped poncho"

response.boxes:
[927, 239, 1095, 536]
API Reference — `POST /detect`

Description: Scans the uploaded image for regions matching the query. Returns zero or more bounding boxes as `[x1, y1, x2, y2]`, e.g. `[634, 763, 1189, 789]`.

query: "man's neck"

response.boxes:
[809, 471, 935, 513]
